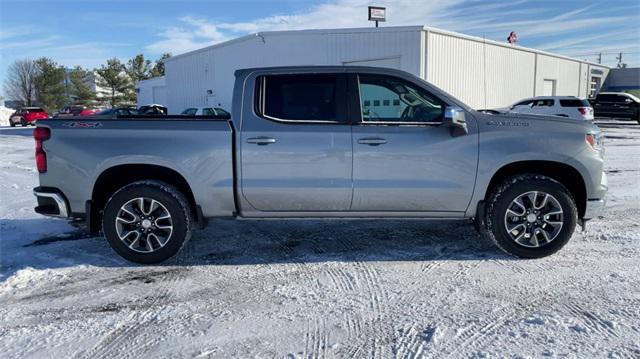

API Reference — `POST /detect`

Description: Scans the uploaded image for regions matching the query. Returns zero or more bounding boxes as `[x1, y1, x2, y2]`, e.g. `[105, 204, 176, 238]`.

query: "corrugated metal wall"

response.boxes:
[163, 26, 607, 113]
[535, 54, 581, 97]
[165, 28, 422, 113]
[424, 30, 592, 109]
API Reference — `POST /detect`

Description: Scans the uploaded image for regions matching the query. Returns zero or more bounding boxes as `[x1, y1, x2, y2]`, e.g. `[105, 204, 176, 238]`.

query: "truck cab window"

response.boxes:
[256, 74, 345, 123]
[358, 74, 445, 124]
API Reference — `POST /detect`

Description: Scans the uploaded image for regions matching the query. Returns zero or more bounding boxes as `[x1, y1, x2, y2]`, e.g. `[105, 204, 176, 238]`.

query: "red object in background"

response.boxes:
[79, 108, 99, 116]
[23, 108, 49, 123]
[507, 31, 517, 44]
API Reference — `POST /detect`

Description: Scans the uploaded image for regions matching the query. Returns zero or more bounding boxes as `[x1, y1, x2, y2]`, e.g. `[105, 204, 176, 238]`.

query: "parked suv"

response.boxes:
[9, 107, 49, 127]
[180, 106, 231, 119]
[589, 92, 640, 123]
[507, 96, 594, 121]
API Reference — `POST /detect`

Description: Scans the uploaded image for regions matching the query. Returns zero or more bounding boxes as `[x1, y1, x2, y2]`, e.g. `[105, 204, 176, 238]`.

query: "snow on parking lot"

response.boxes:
[0, 121, 639, 358]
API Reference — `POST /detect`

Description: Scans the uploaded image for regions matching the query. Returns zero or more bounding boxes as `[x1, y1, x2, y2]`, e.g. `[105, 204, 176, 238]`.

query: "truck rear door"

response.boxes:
[239, 73, 353, 212]
[350, 73, 478, 213]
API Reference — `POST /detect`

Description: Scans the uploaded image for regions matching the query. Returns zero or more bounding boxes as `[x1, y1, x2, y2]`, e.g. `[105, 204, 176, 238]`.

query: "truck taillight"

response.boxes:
[34, 127, 50, 173]
[578, 107, 588, 115]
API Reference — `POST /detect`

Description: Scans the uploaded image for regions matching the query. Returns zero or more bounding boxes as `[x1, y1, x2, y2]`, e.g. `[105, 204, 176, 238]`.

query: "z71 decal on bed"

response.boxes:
[62, 122, 103, 128]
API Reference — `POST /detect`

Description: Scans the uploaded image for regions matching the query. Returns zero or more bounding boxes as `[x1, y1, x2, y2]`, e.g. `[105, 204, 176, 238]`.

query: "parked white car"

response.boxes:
[506, 96, 594, 121]
[180, 106, 230, 118]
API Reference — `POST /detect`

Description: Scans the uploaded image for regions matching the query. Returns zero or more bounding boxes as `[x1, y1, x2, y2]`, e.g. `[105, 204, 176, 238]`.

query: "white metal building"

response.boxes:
[136, 76, 166, 106]
[146, 25, 610, 113]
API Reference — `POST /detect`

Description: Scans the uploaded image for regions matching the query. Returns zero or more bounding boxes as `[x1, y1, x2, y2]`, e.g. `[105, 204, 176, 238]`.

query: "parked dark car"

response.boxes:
[138, 104, 167, 115]
[9, 107, 49, 127]
[89, 107, 139, 119]
[54, 105, 100, 118]
[589, 92, 640, 123]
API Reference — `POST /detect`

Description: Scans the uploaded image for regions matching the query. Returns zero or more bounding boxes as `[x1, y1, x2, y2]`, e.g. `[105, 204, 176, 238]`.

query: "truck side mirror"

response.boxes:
[443, 106, 468, 136]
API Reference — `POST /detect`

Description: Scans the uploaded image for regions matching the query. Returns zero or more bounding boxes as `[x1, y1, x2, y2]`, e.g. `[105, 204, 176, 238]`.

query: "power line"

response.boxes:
[569, 51, 640, 57]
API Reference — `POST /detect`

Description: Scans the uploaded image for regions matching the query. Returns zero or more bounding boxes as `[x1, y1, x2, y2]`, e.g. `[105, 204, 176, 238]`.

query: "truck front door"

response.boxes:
[240, 73, 353, 212]
[350, 73, 478, 213]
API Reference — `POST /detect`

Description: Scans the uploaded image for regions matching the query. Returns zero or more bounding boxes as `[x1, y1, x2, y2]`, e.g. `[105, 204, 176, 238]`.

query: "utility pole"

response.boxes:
[597, 52, 602, 64]
[616, 52, 623, 68]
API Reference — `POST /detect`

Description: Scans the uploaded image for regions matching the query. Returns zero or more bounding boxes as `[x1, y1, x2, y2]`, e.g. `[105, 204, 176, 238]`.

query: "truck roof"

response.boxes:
[235, 65, 410, 76]
[233, 65, 474, 112]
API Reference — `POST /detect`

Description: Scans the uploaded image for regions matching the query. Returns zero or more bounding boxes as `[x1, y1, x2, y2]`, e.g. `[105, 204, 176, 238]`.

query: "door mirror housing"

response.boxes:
[443, 106, 468, 136]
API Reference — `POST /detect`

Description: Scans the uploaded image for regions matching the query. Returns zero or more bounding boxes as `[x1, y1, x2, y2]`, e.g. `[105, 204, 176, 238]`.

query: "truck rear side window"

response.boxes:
[560, 99, 590, 107]
[255, 74, 346, 123]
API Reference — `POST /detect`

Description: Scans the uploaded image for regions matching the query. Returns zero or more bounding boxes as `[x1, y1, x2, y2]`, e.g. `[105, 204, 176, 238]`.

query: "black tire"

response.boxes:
[102, 181, 193, 264]
[485, 174, 577, 258]
[10, 120, 15, 127]
[20, 118, 27, 127]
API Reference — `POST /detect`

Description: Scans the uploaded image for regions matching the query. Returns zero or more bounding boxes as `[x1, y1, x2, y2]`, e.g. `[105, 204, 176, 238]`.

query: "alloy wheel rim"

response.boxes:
[503, 191, 563, 248]
[115, 197, 173, 253]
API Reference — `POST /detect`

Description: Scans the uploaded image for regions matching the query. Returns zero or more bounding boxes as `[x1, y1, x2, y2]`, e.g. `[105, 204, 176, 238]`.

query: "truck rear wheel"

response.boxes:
[485, 174, 577, 258]
[102, 181, 193, 264]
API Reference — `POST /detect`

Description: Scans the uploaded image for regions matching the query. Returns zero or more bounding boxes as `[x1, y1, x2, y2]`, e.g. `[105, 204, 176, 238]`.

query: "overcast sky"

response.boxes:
[1, 0, 639, 98]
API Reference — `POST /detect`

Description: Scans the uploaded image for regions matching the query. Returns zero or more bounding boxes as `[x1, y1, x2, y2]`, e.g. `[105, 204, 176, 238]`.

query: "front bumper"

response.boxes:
[33, 187, 70, 218]
[582, 170, 607, 220]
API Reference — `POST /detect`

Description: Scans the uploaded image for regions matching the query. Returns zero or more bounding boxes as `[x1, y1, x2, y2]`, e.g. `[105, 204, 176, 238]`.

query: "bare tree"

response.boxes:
[3, 59, 38, 106]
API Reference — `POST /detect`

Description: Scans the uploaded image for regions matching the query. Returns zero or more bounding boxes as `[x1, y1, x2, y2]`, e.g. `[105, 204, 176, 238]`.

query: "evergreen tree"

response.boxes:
[96, 58, 132, 106]
[34, 57, 67, 112]
[126, 54, 152, 83]
[68, 66, 96, 105]
[151, 53, 171, 77]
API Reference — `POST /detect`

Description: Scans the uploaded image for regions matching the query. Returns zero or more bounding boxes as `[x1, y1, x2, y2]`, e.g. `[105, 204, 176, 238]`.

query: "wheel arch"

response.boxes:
[484, 160, 587, 218]
[89, 164, 198, 232]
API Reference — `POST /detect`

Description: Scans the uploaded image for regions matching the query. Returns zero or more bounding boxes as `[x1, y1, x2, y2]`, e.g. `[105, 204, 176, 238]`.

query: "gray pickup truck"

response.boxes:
[33, 66, 607, 263]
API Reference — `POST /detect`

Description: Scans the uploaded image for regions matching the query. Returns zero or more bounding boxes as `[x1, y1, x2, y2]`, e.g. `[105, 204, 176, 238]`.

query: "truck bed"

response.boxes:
[37, 117, 236, 218]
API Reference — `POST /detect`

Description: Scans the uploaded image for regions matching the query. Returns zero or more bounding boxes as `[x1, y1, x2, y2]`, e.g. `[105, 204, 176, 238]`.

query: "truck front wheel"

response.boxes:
[102, 181, 193, 264]
[485, 174, 577, 258]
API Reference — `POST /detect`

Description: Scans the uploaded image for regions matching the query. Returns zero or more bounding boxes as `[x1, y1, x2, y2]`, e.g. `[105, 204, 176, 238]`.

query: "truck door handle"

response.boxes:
[247, 136, 277, 145]
[358, 137, 387, 146]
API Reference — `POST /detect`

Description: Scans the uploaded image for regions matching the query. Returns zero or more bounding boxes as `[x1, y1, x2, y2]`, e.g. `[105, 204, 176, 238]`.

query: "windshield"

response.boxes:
[181, 108, 198, 116]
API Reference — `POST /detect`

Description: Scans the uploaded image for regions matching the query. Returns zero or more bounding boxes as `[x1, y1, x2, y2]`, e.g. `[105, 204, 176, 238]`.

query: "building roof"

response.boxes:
[165, 25, 609, 69]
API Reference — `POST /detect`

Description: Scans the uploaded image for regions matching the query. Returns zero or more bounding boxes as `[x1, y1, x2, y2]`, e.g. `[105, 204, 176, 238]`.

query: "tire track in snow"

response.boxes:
[439, 286, 558, 357]
[326, 232, 390, 359]
[303, 317, 332, 359]
[393, 324, 436, 359]
[450, 260, 483, 281]
[115, 242, 200, 358]
[75, 241, 194, 359]
[563, 302, 618, 338]
[356, 260, 390, 359]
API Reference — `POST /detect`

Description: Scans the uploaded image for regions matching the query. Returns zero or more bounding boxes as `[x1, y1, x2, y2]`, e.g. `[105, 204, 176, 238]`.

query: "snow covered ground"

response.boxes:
[0, 120, 639, 358]
[0, 106, 15, 127]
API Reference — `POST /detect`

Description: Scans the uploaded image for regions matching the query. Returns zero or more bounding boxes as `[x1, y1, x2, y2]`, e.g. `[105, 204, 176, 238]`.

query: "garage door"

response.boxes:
[152, 86, 166, 105]
[543, 79, 556, 96]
